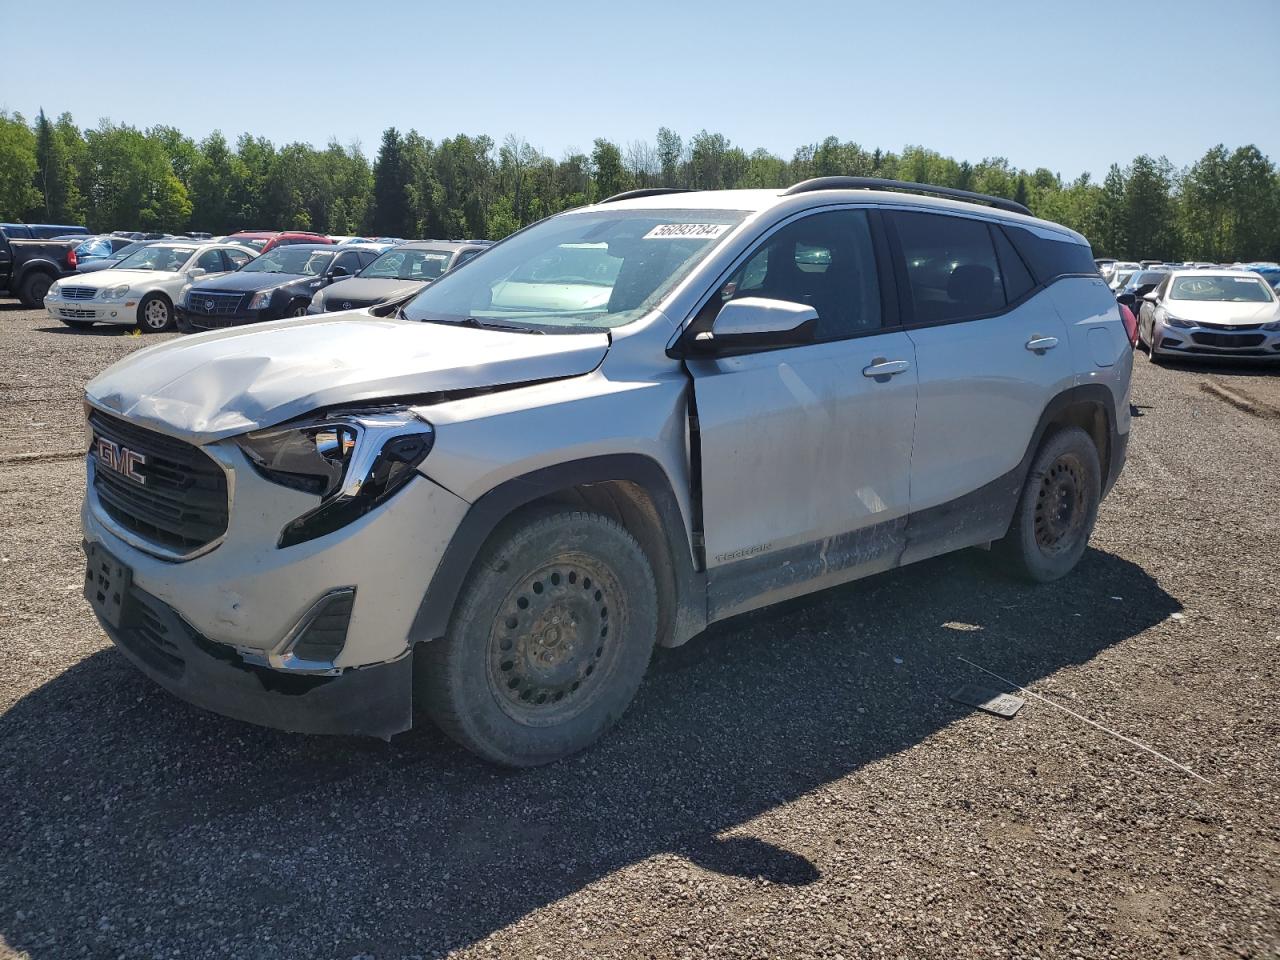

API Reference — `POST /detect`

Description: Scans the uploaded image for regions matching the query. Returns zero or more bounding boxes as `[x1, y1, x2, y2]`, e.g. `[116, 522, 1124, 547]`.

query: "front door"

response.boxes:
[686, 208, 918, 620]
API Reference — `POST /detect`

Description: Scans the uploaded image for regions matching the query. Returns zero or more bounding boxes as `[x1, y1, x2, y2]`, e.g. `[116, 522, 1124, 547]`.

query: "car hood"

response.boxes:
[190, 271, 309, 293]
[68, 268, 181, 287]
[1169, 300, 1280, 326]
[321, 277, 424, 303]
[85, 313, 610, 443]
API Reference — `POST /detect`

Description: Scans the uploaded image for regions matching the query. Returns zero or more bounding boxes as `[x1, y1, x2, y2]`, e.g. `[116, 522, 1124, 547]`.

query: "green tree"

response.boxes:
[0, 111, 40, 220]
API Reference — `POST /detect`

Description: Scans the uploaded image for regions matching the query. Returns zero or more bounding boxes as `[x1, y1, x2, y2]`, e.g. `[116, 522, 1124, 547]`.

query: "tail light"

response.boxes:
[1118, 303, 1138, 348]
[66, 248, 77, 269]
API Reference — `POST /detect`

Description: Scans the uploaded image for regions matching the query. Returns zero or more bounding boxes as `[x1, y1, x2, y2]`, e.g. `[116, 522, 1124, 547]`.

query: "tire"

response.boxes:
[419, 508, 658, 766]
[59, 319, 95, 330]
[18, 272, 53, 308]
[994, 426, 1102, 583]
[287, 303, 309, 318]
[137, 293, 174, 333]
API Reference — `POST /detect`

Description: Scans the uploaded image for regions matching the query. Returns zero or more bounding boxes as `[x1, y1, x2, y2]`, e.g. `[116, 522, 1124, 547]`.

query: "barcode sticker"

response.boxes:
[643, 223, 731, 241]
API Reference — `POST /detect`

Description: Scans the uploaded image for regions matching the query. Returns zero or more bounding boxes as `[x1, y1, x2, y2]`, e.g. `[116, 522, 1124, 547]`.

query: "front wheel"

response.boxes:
[994, 426, 1101, 583]
[137, 293, 174, 332]
[288, 303, 309, 318]
[418, 508, 658, 766]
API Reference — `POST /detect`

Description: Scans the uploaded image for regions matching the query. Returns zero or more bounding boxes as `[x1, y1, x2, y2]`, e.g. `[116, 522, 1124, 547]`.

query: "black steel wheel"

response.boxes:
[419, 508, 658, 766]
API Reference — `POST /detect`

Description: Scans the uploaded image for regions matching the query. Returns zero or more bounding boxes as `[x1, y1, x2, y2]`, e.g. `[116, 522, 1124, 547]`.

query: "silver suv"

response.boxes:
[81, 178, 1133, 766]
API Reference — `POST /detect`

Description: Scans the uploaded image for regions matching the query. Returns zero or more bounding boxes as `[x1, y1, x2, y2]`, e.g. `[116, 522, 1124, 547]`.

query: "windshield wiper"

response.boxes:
[457, 317, 545, 334]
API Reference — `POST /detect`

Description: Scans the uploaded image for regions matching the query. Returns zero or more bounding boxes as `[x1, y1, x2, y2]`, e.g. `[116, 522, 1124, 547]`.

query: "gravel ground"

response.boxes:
[1, 302, 1277, 960]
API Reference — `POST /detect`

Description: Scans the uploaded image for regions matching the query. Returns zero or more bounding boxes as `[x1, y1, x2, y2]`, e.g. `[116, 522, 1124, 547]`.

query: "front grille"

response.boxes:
[61, 286, 97, 300]
[1197, 321, 1261, 331]
[186, 290, 246, 315]
[1190, 332, 1266, 348]
[59, 308, 97, 319]
[186, 316, 240, 331]
[89, 410, 229, 554]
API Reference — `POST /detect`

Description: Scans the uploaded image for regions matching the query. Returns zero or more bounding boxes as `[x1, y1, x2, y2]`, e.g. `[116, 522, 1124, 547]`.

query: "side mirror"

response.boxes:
[695, 297, 818, 352]
[328, 266, 350, 280]
[1115, 292, 1136, 307]
[1142, 291, 1160, 303]
[187, 267, 206, 279]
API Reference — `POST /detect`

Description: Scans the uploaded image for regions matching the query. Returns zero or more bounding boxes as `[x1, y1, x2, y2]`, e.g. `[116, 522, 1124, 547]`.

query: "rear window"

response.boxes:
[1004, 225, 1096, 284]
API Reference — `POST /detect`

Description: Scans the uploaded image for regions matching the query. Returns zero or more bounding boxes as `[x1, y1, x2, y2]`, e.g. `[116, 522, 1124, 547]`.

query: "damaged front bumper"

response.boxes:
[94, 573, 414, 738]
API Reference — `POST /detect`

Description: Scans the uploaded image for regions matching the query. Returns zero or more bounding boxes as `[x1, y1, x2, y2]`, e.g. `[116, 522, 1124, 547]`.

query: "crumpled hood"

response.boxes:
[321, 276, 424, 305]
[86, 313, 610, 443]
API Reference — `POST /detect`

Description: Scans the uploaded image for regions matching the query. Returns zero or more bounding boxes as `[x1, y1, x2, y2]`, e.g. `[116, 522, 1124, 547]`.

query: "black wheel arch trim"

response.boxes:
[1022, 382, 1123, 498]
[408, 454, 706, 650]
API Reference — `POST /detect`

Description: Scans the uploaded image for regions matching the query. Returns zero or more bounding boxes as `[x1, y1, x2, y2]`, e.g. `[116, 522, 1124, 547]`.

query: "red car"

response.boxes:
[224, 231, 334, 255]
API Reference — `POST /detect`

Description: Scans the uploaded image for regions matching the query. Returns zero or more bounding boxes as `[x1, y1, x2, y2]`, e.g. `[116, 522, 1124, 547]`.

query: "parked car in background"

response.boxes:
[307, 240, 489, 314]
[225, 231, 335, 254]
[1114, 268, 1169, 306]
[73, 235, 138, 266]
[1245, 265, 1280, 291]
[1130, 270, 1280, 363]
[45, 241, 256, 332]
[1109, 263, 1141, 291]
[0, 233, 82, 305]
[76, 239, 164, 275]
[177, 243, 377, 330]
[1, 222, 90, 239]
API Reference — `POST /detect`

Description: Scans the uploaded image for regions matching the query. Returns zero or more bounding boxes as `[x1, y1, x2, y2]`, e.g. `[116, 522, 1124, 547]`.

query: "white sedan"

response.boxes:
[44, 242, 257, 332]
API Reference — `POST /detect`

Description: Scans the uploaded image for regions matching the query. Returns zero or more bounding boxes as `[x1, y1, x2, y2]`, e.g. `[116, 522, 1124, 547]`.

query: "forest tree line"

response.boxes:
[2, 108, 1278, 262]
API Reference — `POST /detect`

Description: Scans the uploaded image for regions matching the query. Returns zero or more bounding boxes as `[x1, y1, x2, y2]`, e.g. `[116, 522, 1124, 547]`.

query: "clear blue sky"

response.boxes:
[3, 0, 1277, 180]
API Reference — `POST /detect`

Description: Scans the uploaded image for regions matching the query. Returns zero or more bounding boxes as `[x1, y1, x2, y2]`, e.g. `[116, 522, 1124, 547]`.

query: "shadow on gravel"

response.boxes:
[0, 547, 1179, 958]
[34, 324, 138, 336]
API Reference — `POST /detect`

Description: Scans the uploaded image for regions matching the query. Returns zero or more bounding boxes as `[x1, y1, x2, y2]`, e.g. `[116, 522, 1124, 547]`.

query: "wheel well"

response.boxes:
[530, 481, 681, 648]
[1046, 400, 1109, 480]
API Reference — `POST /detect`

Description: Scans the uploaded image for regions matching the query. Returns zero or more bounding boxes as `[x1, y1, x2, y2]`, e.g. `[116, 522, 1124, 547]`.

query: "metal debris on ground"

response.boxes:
[949, 683, 1025, 719]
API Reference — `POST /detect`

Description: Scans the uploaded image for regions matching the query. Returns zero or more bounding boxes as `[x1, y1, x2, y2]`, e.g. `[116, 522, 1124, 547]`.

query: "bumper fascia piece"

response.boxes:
[96, 574, 414, 738]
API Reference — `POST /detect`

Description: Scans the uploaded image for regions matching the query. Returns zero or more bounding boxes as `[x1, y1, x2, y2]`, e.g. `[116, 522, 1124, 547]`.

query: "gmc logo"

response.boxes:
[95, 437, 146, 485]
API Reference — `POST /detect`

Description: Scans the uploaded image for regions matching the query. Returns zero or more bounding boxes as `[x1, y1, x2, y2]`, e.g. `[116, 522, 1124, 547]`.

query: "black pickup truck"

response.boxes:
[0, 231, 82, 307]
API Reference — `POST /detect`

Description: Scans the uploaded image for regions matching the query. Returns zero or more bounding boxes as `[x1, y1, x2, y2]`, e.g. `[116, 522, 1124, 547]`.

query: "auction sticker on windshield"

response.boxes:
[643, 223, 732, 240]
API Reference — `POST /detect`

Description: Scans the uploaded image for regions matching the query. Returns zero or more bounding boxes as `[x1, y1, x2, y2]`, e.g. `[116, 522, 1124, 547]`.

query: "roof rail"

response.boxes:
[598, 188, 694, 204]
[782, 177, 1032, 217]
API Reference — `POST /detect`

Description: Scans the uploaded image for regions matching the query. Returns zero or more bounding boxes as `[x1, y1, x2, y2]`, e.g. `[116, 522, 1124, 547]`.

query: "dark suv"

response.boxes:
[177, 244, 378, 331]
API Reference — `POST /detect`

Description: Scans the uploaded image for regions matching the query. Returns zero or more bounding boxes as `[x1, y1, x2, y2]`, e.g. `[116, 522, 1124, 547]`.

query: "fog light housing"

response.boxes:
[283, 588, 355, 666]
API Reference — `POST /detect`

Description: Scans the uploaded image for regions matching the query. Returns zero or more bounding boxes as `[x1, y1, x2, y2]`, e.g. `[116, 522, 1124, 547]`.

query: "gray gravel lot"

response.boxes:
[1, 302, 1277, 959]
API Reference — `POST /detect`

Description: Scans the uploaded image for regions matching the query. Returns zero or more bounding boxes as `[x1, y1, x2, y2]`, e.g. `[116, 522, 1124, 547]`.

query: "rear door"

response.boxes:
[686, 208, 918, 619]
[885, 209, 1075, 561]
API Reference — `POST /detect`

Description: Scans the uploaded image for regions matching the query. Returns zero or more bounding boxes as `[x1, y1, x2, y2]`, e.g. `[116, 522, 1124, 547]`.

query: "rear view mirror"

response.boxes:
[697, 297, 818, 352]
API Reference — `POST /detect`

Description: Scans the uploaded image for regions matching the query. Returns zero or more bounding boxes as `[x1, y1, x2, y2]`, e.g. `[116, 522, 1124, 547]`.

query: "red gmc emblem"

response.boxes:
[95, 437, 147, 484]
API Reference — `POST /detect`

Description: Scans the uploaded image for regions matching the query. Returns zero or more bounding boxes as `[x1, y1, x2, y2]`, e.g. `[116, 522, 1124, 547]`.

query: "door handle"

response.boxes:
[862, 358, 911, 379]
[1025, 335, 1059, 354]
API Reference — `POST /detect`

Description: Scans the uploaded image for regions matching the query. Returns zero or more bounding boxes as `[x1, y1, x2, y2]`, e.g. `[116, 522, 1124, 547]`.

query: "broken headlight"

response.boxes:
[236, 409, 434, 548]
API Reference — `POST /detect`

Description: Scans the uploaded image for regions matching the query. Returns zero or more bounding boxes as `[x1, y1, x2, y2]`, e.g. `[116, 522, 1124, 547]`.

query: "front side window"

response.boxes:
[223, 248, 253, 269]
[891, 211, 1004, 323]
[401, 208, 748, 332]
[195, 248, 225, 272]
[241, 247, 335, 276]
[114, 246, 196, 272]
[1169, 275, 1275, 303]
[715, 209, 882, 340]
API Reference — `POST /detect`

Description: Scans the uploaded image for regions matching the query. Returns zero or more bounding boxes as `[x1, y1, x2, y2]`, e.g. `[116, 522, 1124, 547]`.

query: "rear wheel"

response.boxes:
[994, 426, 1101, 583]
[419, 508, 658, 766]
[18, 272, 53, 308]
[137, 293, 174, 332]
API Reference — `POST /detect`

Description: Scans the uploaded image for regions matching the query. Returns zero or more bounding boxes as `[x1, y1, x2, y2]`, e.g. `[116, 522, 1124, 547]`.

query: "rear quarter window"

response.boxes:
[1004, 225, 1096, 284]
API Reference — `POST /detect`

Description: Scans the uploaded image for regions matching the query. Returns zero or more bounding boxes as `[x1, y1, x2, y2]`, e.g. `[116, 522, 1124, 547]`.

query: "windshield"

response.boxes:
[361, 249, 453, 281]
[241, 247, 336, 276]
[401, 209, 747, 331]
[114, 246, 195, 272]
[230, 236, 269, 251]
[1169, 275, 1274, 303]
[109, 241, 150, 260]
